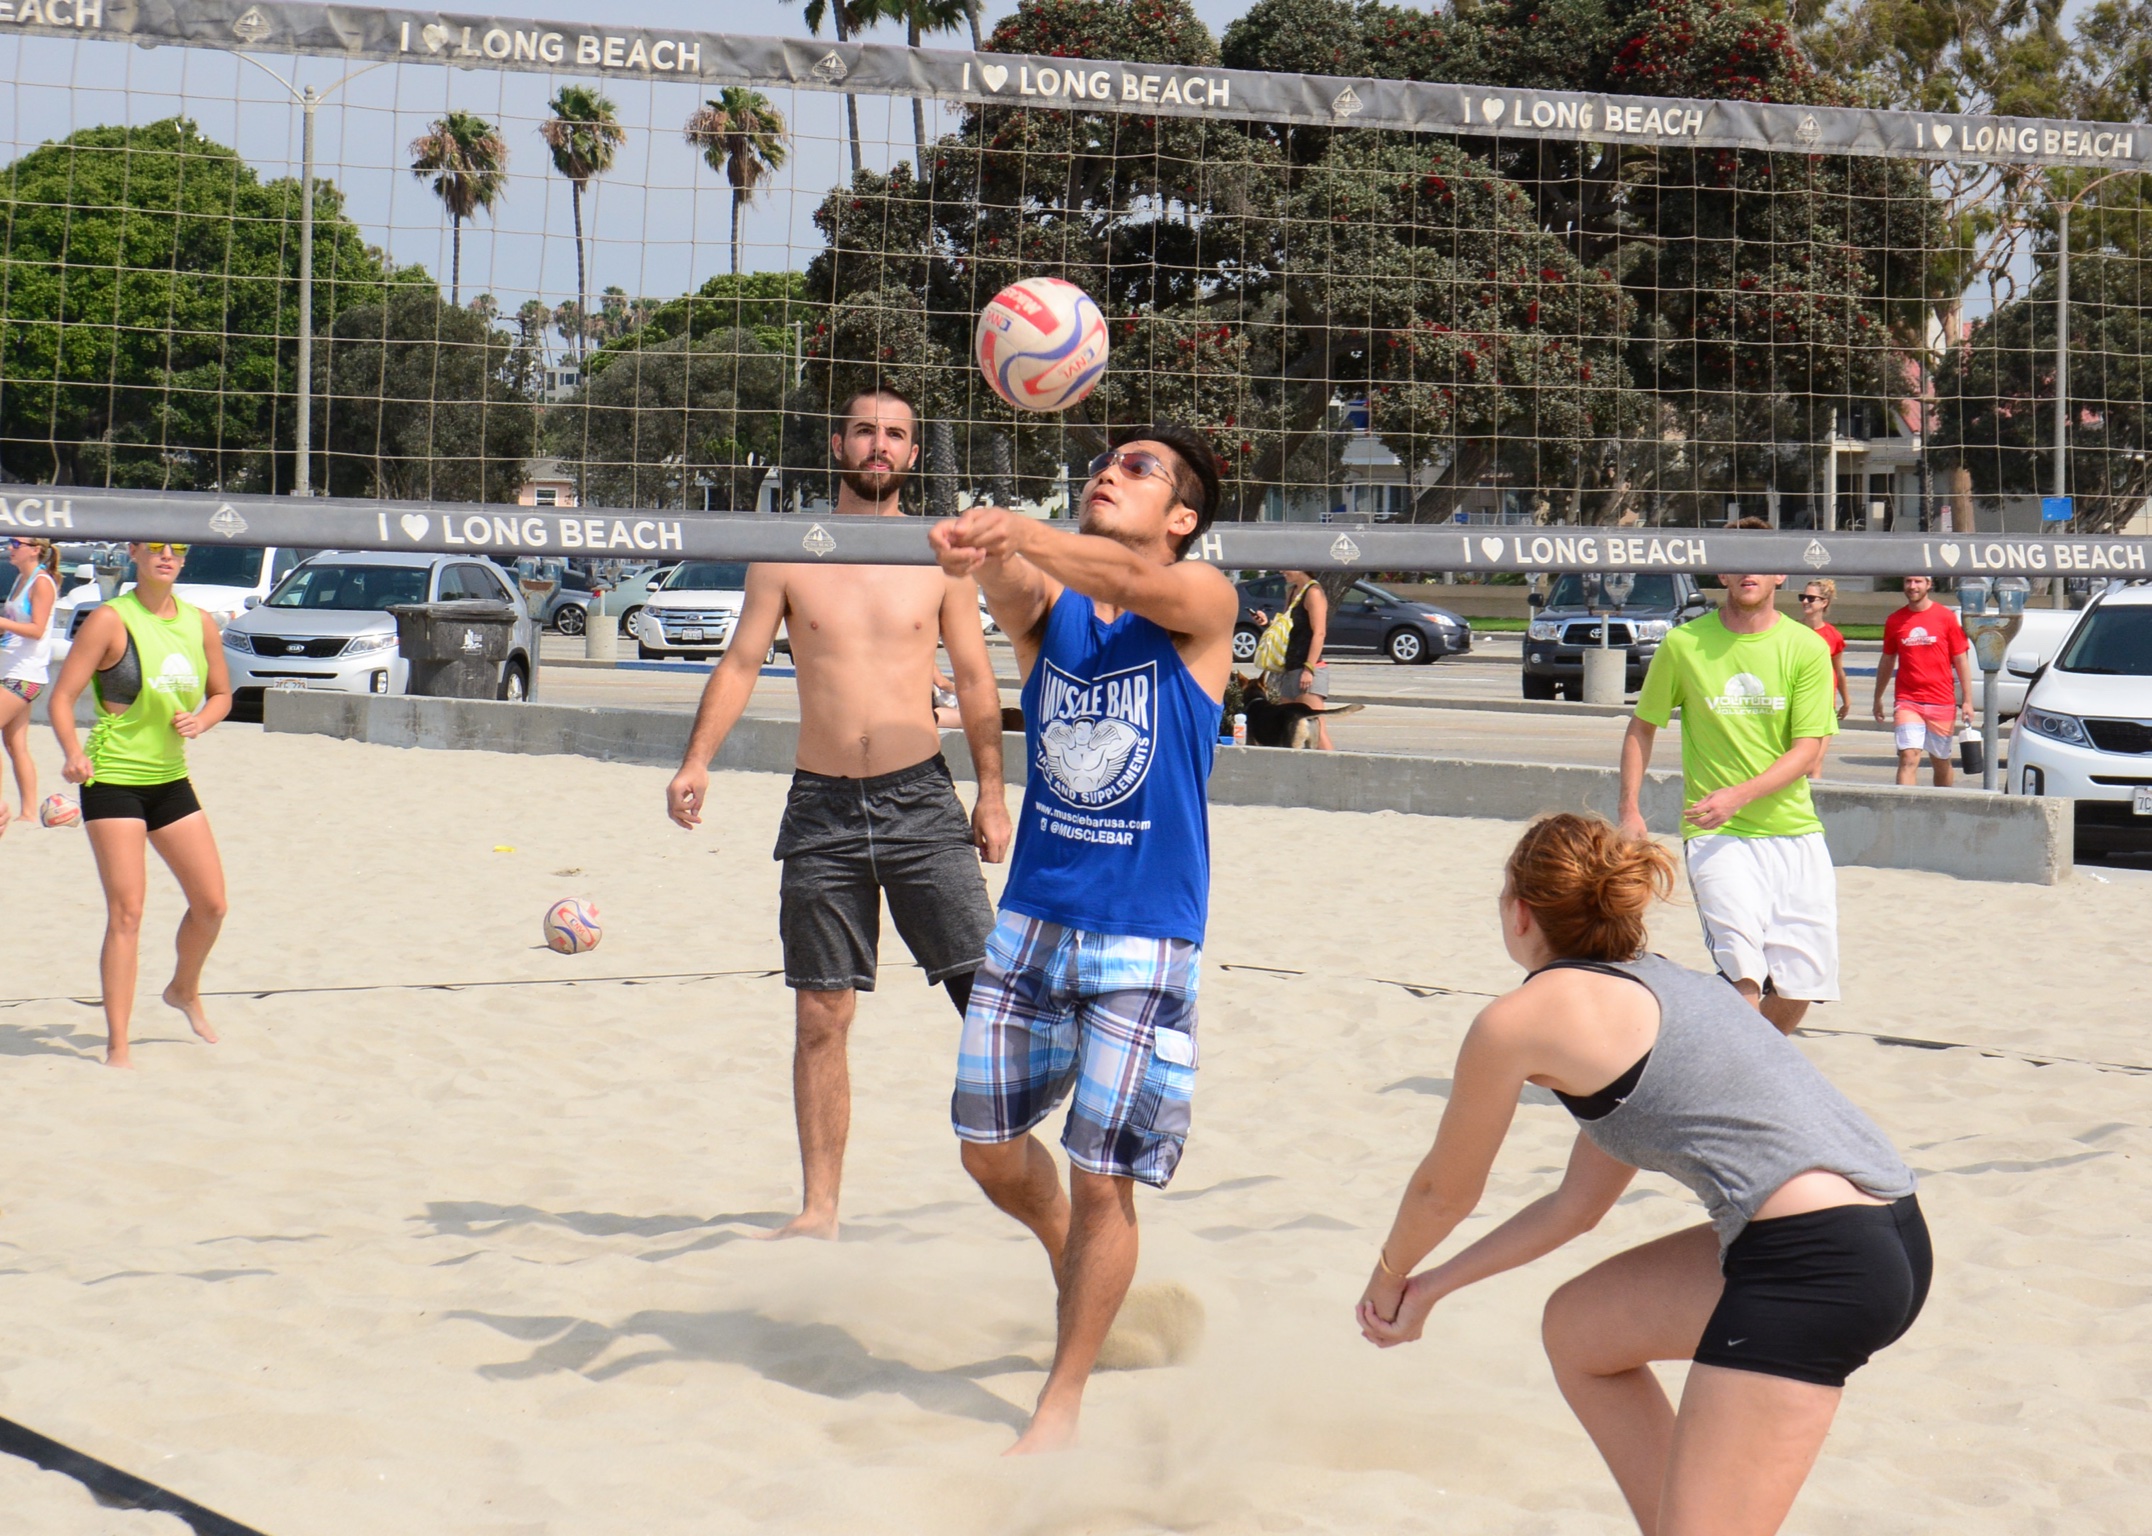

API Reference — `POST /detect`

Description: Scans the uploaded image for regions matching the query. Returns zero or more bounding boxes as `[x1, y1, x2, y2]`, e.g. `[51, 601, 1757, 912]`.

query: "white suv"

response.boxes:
[633, 560, 748, 660]
[2005, 582, 2152, 855]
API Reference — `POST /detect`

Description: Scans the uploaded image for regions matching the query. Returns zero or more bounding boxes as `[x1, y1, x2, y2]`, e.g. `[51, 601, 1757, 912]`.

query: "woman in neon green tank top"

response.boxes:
[48, 540, 233, 1069]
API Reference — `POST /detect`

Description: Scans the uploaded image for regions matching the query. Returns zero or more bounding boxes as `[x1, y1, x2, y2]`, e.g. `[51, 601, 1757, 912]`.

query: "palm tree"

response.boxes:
[851, 0, 972, 171]
[783, 0, 863, 177]
[538, 85, 626, 361]
[408, 111, 508, 308]
[685, 89, 790, 276]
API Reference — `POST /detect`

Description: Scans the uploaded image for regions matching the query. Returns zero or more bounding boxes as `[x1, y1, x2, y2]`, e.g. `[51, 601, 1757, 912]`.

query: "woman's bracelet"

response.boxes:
[1376, 1247, 1407, 1280]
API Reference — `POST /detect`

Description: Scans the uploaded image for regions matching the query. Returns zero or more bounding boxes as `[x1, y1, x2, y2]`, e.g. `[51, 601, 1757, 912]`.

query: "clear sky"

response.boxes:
[0, 0, 1254, 341]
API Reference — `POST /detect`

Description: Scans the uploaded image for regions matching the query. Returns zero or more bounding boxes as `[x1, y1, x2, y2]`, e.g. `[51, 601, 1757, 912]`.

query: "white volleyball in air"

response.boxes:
[974, 277, 1109, 413]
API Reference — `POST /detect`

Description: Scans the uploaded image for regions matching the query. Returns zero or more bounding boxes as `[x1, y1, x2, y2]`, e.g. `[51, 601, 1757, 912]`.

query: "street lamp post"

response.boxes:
[229, 55, 381, 497]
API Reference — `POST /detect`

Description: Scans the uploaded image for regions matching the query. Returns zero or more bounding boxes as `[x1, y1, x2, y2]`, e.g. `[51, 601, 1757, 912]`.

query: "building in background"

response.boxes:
[517, 458, 579, 509]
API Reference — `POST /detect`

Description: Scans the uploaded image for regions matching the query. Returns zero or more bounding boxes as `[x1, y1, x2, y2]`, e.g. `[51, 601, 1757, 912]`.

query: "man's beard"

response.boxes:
[839, 462, 908, 504]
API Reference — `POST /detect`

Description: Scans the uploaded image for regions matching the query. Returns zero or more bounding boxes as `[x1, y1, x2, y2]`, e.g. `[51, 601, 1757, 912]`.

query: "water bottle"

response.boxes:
[1232, 712, 1248, 746]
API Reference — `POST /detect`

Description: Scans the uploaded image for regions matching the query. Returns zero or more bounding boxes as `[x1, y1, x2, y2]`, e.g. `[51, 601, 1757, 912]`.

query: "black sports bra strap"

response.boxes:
[1526, 957, 1638, 982]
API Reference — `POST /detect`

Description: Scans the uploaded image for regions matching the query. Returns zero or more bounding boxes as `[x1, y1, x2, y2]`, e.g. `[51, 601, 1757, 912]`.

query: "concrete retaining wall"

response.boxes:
[264, 692, 2074, 885]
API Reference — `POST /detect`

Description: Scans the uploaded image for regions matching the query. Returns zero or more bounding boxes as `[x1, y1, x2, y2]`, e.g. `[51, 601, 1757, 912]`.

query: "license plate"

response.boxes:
[2134, 786, 2152, 817]
[269, 680, 308, 692]
[680, 627, 704, 642]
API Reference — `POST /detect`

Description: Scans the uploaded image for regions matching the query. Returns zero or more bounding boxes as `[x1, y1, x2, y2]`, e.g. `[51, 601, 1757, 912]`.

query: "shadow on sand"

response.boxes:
[445, 1307, 1036, 1429]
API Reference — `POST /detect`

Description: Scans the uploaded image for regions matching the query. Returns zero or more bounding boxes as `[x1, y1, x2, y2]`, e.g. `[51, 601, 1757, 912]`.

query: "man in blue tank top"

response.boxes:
[929, 423, 1237, 1454]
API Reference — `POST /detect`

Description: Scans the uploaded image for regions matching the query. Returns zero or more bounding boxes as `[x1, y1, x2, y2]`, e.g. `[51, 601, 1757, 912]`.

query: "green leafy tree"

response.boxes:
[316, 287, 537, 503]
[684, 89, 790, 276]
[552, 329, 787, 509]
[623, 270, 809, 358]
[507, 298, 551, 395]
[1932, 252, 2152, 532]
[1795, 0, 2071, 298]
[0, 117, 388, 489]
[539, 86, 626, 362]
[807, 0, 1277, 509]
[810, 0, 1643, 520]
[1225, 0, 1951, 523]
[409, 111, 508, 308]
[2076, 0, 2152, 120]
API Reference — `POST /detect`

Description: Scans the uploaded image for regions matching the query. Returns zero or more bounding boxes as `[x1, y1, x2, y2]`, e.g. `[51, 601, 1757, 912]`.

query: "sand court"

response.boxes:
[0, 726, 2148, 1533]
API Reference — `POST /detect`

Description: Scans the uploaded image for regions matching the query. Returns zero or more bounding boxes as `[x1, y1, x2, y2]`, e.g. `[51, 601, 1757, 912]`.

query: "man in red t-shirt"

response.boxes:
[1873, 574, 1974, 786]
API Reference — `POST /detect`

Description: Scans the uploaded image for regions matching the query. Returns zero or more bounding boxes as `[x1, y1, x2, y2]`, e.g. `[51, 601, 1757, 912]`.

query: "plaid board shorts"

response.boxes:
[952, 911, 1202, 1188]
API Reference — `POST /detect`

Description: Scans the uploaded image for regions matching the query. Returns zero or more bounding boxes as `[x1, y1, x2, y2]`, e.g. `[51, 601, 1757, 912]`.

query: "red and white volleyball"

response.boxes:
[974, 277, 1109, 412]
[38, 793, 81, 828]
[542, 897, 602, 955]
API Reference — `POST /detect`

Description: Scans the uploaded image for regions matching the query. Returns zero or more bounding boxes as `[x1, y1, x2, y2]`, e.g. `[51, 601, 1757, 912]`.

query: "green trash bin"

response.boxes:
[388, 601, 517, 699]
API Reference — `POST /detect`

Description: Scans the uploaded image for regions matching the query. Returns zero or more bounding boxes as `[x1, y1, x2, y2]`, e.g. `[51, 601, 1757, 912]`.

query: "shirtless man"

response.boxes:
[666, 385, 1012, 1240]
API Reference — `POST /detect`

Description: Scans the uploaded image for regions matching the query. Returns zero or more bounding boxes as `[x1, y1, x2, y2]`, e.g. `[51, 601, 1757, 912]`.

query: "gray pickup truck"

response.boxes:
[1522, 572, 1712, 700]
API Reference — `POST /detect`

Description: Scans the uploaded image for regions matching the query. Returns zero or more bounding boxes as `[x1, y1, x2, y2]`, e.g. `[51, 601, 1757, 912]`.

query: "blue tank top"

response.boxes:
[1003, 589, 1218, 944]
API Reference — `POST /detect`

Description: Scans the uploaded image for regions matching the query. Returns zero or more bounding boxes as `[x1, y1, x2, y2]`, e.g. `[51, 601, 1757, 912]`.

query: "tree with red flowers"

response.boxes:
[804, 0, 1646, 519]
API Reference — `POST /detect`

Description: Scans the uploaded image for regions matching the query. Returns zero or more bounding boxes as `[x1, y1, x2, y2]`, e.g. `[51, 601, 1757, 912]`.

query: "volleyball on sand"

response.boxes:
[974, 277, 1109, 413]
[38, 795, 81, 829]
[542, 898, 602, 955]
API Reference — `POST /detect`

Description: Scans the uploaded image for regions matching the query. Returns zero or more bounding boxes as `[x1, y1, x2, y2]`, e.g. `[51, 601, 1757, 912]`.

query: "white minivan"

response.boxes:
[2005, 581, 2152, 856]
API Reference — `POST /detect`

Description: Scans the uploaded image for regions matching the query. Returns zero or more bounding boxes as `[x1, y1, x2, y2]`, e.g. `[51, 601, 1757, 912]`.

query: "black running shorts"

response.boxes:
[773, 754, 995, 993]
[81, 776, 203, 832]
[1693, 1194, 1932, 1389]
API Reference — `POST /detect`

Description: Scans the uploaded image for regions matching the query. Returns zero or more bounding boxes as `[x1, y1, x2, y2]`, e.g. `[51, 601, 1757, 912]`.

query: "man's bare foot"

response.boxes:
[758, 1209, 839, 1241]
[1005, 1405, 1080, 1456]
[163, 986, 219, 1044]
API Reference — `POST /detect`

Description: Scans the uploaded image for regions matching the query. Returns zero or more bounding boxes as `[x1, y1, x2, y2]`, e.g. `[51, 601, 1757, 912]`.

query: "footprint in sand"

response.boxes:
[1096, 1282, 1206, 1371]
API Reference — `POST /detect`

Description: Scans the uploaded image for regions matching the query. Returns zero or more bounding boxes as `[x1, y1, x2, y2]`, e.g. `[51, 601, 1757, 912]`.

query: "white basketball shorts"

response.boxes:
[1683, 831, 1840, 1003]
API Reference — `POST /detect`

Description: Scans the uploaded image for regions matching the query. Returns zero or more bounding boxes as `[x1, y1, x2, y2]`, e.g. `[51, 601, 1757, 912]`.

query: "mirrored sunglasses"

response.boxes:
[1085, 447, 1173, 483]
[142, 542, 190, 558]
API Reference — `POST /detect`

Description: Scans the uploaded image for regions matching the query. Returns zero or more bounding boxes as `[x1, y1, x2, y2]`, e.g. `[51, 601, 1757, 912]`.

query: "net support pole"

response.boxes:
[295, 85, 317, 498]
[2055, 202, 2070, 520]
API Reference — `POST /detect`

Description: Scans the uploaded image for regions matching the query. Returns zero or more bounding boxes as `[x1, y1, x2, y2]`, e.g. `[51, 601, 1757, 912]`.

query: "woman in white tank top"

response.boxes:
[0, 536, 61, 833]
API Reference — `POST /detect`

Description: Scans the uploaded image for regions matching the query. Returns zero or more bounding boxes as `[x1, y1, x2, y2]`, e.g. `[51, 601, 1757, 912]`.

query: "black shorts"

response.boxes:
[772, 754, 995, 993]
[81, 776, 203, 832]
[1694, 1194, 1931, 1389]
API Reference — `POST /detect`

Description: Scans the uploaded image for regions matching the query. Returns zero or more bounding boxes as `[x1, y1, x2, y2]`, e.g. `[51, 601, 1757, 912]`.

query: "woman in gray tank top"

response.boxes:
[1355, 813, 1928, 1535]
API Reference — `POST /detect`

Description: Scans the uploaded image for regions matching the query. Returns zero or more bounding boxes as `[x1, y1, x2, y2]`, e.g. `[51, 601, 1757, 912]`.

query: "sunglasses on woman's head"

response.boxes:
[1086, 447, 1174, 484]
[1798, 593, 1828, 603]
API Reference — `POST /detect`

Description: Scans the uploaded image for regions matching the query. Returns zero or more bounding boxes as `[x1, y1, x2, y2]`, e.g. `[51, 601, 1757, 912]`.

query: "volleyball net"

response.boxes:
[3, 0, 2151, 566]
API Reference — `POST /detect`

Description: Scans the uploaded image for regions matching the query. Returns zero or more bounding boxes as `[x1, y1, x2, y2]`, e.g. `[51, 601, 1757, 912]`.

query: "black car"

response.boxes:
[1521, 572, 1712, 700]
[1234, 575, 1471, 665]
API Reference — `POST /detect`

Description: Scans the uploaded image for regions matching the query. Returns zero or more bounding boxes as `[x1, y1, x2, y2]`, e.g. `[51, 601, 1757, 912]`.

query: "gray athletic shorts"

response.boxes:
[773, 754, 995, 993]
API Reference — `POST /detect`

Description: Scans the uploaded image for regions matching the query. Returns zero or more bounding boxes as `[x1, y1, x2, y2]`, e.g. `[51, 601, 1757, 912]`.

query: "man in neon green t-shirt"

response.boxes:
[1617, 544, 1839, 1035]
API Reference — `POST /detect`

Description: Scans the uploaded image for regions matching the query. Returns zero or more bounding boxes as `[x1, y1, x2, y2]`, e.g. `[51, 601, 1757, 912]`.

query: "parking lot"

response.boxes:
[534, 630, 1932, 789]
